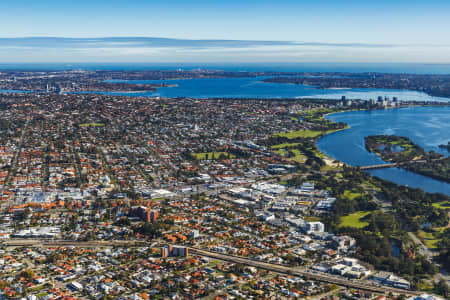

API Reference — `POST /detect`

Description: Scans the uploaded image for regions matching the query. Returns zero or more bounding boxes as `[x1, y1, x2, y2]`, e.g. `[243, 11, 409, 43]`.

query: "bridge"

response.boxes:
[0, 239, 421, 296]
[359, 158, 433, 171]
[360, 163, 399, 170]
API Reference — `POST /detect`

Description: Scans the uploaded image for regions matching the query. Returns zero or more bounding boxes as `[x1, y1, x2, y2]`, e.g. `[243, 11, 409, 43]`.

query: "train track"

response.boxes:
[0, 239, 421, 296]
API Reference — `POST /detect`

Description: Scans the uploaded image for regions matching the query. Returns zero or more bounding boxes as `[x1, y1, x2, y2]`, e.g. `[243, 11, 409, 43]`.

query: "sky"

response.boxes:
[0, 0, 449, 63]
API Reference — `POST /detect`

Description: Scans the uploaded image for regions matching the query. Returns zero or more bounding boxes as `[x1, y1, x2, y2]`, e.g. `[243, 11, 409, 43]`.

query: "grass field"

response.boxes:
[342, 190, 362, 200]
[303, 216, 321, 222]
[432, 200, 450, 209]
[274, 149, 287, 155]
[273, 148, 306, 162]
[271, 142, 301, 149]
[417, 281, 434, 291]
[275, 129, 326, 139]
[290, 149, 306, 162]
[339, 211, 371, 228]
[321, 164, 342, 172]
[193, 152, 235, 160]
[418, 230, 441, 249]
[79, 123, 105, 127]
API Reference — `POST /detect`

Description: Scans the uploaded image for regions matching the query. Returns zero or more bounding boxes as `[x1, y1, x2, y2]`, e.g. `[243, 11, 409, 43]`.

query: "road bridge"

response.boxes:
[359, 158, 434, 171]
[360, 163, 398, 170]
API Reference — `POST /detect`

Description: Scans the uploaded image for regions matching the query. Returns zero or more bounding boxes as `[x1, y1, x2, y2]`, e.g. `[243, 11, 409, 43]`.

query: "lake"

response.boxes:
[317, 106, 450, 195]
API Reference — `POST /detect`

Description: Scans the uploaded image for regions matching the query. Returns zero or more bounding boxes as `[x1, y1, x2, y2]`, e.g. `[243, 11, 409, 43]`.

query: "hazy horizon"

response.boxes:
[1, 0, 450, 63]
[0, 36, 449, 64]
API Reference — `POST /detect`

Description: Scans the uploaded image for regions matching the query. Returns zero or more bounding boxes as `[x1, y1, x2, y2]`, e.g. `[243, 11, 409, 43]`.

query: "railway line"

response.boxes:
[0, 239, 422, 296]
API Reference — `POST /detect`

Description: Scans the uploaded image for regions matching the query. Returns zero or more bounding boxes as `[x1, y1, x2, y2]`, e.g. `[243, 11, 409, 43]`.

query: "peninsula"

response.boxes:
[365, 135, 450, 183]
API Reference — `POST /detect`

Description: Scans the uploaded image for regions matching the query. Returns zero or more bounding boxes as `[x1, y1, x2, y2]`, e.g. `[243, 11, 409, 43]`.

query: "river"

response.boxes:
[2, 75, 449, 101]
[317, 106, 450, 195]
[103, 77, 450, 101]
[2, 73, 450, 194]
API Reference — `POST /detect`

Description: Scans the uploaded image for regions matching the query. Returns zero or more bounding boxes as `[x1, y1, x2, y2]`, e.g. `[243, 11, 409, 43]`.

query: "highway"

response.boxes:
[188, 247, 422, 296]
[0, 239, 421, 296]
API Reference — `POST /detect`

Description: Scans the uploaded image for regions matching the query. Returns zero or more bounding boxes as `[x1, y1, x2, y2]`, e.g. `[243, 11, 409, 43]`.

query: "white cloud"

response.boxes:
[0, 37, 449, 63]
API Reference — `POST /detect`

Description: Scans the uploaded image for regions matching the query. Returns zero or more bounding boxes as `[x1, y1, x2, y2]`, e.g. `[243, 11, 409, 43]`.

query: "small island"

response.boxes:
[365, 135, 450, 183]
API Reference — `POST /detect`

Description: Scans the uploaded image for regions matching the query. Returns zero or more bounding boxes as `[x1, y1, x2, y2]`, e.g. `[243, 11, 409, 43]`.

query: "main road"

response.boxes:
[188, 247, 421, 296]
[1, 239, 421, 296]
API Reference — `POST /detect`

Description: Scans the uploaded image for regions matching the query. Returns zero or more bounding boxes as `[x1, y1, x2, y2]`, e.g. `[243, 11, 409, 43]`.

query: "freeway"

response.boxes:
[0, 239, 421, 296]
[188, 247, 421, 296]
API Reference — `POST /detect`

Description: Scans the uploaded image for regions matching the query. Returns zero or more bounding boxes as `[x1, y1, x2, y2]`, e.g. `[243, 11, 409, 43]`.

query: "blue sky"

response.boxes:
[0, 0, 449, 63]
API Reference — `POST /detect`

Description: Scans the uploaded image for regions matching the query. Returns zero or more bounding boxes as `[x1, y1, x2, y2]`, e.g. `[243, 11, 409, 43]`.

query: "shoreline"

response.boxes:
[262, 77, 450, 100]
[316, 111, 352, 165]
[291, 105, 448, 168]
[318, 125, 350, 166]
[316, 106, 450, 194]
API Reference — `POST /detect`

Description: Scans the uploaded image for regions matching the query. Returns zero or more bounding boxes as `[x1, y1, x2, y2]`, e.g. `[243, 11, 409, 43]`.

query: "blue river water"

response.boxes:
[317, 106, 450, 195]
[1, 61, 449, 101]
[5, 76, 448, 101]
[0, 89, 34, 93]
[103, 77, 450, 101]
[2, 75, 446, 102]
[1, 64, 449, 194]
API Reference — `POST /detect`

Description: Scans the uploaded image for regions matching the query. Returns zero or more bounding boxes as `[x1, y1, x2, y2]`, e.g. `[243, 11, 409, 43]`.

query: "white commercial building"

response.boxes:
[305, 221, 325, 233]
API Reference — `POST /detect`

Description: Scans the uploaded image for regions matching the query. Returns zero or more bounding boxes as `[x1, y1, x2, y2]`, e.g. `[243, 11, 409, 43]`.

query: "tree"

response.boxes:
[434, 280, 449, 298]
[20, 269, 35, 279]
